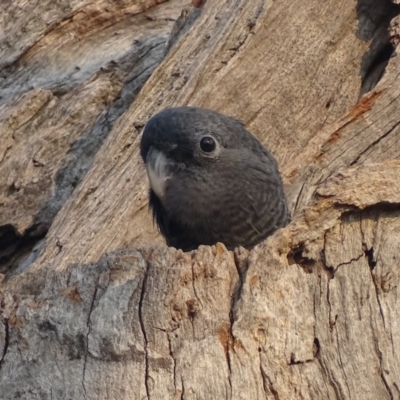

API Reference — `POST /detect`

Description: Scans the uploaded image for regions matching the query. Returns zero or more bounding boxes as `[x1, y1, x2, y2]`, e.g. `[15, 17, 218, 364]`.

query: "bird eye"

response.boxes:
[200, 136, 216, 152]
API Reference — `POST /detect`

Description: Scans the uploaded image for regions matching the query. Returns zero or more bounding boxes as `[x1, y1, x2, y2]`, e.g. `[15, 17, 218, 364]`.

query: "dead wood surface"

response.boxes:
[1, 162, 400, 399]
[1, 0, 400, 399]
[26, 0, 400, 272]
[0, 0, 190, 272]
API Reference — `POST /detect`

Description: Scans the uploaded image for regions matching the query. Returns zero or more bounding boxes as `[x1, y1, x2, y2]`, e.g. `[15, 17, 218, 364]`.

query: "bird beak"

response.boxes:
[145, 146, 177, 202]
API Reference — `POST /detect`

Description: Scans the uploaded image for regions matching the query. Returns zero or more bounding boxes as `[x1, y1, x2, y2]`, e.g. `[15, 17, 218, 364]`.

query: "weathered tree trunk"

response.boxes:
[1, 0, 400, 399]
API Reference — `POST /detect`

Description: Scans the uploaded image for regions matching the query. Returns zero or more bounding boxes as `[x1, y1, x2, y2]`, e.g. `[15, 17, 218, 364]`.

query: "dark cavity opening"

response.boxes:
[357, 0, 400, 96]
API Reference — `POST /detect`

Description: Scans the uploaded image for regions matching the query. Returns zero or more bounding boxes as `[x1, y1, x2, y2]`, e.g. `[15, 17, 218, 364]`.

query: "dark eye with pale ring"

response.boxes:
[200, 136, 216, 152]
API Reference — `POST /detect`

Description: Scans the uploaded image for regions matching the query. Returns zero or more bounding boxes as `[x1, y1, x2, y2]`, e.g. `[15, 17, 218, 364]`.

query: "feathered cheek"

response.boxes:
[145, 146, 179, 202]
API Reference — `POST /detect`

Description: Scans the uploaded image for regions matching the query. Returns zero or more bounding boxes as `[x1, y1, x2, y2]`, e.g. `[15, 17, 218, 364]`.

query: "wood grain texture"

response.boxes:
[24, 0, 399, 273]
[1, 0, 400, 398]
[0, 0, 190, 272]
[1, 162, 399, 399]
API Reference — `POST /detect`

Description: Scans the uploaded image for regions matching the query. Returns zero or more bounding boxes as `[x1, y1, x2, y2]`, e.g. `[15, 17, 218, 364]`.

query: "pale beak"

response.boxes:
[146, 146, 176, 202]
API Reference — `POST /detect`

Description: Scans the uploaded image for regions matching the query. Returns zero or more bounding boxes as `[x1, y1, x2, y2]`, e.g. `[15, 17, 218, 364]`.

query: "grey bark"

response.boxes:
[1, 0, 400, 399]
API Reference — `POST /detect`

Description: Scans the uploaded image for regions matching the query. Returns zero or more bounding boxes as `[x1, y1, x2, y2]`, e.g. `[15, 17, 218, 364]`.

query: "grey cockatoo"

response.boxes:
[140, 106, 290, 251]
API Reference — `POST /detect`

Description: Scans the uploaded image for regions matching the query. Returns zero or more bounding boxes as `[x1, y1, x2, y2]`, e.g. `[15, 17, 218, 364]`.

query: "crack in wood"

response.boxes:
[288, 352, 315, 365]
[334, 253, 364, 273]
[181, 376, 185, 400]
[224, 251, 249, 400]
[166, 332, 179, 396]
[326, 280, 337, 331]
[334, 327, 351, 398]
[82, 282, 99, 399]
[315, 348, 344, 400]
[350, 118, 400, 166]
[259, 356, 280, 400]
[364, 245, 377, 270]
[138, 261, 151, 400]
[376, 344, 394, 400]
[0, 318, 9, 371]
[293, 180, 307, 214]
